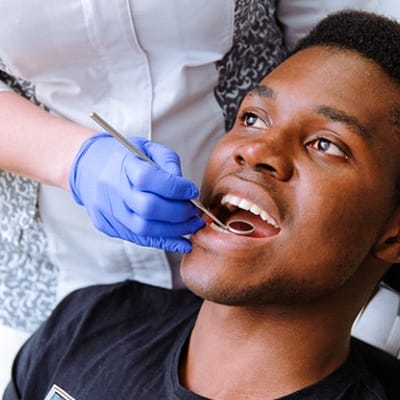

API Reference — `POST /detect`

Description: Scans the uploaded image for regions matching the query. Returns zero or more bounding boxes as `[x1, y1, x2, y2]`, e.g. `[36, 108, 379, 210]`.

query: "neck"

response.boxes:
[179, 253, 386, 400]
[180, 298, 357, 400]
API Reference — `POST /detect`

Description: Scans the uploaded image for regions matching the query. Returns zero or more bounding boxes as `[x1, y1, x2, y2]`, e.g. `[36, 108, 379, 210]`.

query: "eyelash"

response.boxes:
[238, 111, 349, 159]
[307, 137, 349, 159]
[239, 111, 268, 129]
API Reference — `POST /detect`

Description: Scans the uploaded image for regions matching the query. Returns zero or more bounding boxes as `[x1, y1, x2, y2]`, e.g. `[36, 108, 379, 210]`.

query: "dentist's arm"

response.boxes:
[0, 91, 204, 253]
[0, 91, 93, 188]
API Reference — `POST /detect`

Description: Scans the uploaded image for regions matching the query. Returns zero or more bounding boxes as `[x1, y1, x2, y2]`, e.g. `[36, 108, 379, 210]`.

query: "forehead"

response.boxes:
[259, 47, 398, 109]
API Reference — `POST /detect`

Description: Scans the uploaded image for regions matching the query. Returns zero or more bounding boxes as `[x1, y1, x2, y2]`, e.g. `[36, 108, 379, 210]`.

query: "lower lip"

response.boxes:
[191, 222, 279, 252]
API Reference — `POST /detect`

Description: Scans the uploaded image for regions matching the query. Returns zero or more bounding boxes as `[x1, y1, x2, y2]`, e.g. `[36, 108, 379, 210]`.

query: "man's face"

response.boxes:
[181, 46, 400, 306]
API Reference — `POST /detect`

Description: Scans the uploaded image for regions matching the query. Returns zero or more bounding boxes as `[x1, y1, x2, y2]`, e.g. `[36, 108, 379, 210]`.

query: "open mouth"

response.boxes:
[209, 194, 281, 238]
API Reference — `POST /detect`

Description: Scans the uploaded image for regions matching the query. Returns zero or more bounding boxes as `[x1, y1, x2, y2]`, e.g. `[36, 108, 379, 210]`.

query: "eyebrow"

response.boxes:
[248, 84, 373, 140]
[315, 106, 373, 140]
[249, 84, 277, 99]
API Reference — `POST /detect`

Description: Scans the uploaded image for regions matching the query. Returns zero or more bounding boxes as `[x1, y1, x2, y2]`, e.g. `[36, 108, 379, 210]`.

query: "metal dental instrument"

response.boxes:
[90, 112, 255, 235]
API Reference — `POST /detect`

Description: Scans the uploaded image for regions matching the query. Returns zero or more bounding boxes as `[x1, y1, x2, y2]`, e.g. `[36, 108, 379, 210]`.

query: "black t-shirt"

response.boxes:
[3, 281, 391, 400]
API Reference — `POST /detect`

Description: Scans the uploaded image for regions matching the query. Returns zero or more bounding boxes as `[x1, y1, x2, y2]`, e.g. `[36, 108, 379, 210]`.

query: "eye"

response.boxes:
[240, 112, 268, 129]
[308, 138, 348, 158]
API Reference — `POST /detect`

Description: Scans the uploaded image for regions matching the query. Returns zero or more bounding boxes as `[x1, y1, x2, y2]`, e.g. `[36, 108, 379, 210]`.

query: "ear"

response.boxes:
[373, 207, 400, 264]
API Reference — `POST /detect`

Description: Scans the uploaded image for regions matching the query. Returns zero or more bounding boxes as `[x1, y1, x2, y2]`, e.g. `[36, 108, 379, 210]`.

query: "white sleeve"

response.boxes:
[277, 0, 382, 50]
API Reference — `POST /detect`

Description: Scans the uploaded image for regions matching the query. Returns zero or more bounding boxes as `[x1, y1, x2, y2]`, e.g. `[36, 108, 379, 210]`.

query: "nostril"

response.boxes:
[256, 163, 277, 174]
[235, 154, 278, 173]
[234, 154, 246, 165]
[233, 141, 293, 180]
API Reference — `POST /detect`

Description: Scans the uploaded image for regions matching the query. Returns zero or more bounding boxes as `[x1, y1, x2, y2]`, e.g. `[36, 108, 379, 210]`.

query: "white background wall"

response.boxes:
[379, 0, 400, 19]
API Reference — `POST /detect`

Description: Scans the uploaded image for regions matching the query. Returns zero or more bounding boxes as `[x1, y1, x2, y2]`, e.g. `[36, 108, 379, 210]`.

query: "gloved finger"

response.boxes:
[88, 208, 195, 253]
[122, 189, 198, 222]
[89, 194, 204, 237]
[126, 214, 205, 237]
[142, 140, 183, 176]
[125, 137, 182, 176]
[132, 235, 194, 253]
[124, 156, 199, 200]
[86, 165, 201, 227]
[94, 169, 198, 223]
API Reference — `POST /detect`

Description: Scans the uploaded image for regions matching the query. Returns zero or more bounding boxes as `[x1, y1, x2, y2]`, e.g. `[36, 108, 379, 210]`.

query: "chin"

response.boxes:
[181, 260, 271, 306]
[181, 260, 340, 308]
[181, 243, 352, 307]
[181, 252, 210, 298]
[181, 253, 229, 303]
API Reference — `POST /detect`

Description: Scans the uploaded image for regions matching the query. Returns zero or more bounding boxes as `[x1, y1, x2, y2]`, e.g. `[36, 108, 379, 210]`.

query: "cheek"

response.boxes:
[290, 182, 386, 271]
[201, 140, 235, 193]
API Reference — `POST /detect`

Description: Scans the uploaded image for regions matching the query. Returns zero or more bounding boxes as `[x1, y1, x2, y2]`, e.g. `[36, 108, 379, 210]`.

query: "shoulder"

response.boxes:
[44, 280, 201, 335]
[288, 338, 397, 399]
[6, 281, 201, 397]
[352, 338, 400, 400]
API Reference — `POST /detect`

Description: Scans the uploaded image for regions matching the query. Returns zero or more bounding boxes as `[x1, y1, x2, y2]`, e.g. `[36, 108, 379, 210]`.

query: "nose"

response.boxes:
[233, 135, 294, 181]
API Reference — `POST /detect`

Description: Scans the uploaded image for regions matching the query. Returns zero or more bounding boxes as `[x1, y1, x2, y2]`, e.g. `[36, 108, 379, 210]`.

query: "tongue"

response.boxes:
[226, 209, 280, 238]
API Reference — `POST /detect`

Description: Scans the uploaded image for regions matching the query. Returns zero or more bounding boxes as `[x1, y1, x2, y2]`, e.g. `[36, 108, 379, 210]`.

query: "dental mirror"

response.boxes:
[90, 112, 255, 236]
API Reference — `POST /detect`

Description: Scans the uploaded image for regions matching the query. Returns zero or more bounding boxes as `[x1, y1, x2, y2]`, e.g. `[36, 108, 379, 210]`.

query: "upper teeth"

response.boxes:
[221, 194, 279, 228]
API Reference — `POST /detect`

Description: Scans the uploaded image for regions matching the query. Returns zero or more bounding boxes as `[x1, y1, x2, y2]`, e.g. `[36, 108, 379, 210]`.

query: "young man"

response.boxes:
[4, 10, 400, 400]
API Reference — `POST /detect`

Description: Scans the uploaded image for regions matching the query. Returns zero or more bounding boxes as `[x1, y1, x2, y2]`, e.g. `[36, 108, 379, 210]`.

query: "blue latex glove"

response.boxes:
[69, 133, 205, 253]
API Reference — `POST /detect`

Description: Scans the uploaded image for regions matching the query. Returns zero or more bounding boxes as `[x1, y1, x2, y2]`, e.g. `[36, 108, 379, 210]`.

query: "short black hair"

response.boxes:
[293, 10, 400, 87]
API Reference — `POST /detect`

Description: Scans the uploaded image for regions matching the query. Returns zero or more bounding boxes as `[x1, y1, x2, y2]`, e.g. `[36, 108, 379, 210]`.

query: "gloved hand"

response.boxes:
[69, 133, 205, 253]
